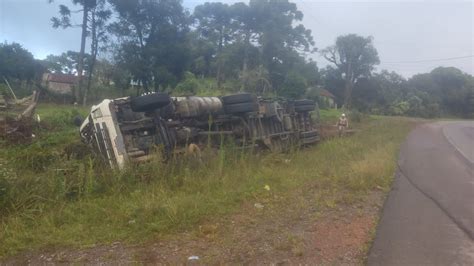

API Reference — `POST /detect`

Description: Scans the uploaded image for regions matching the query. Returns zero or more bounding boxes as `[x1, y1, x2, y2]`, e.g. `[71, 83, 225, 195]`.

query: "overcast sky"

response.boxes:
[1, 0, 473, 78]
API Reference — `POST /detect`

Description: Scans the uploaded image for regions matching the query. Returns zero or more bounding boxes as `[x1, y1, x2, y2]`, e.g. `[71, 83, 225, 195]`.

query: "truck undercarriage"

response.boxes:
[80, 93, 319, 169]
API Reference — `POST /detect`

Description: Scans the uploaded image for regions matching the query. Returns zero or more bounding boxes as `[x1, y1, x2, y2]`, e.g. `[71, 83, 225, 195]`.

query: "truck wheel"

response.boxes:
[294, 99, 314, 106]
[73, 115, 83, 127]
[221, 93, 256, 105]
[224, 102, 259, 114]
[130, 93, 171, 112]
[294, 104, 315, 112]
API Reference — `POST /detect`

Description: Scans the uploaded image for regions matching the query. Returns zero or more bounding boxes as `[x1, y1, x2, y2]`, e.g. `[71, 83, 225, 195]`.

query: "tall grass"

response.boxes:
[0, 105, 415, 257]
[318, 108, 342, 124]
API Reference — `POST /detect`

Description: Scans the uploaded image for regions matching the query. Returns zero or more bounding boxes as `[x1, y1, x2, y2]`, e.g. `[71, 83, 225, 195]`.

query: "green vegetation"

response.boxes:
[318, 109, 342, 124]
[323, 66, 474, 118]
[321, 34, 380, 108]
[0, 104, 415, 257]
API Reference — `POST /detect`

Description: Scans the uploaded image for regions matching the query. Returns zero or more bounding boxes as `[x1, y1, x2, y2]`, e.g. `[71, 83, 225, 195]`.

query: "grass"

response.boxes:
[0, 104, 415, 258]
[318, 108, 342, 124]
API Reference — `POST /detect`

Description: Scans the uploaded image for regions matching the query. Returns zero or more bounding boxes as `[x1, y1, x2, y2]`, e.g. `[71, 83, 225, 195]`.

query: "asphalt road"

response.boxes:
[368, 121, 474, 265]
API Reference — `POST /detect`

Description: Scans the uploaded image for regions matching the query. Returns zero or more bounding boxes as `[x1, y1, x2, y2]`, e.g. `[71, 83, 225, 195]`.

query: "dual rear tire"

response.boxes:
[130, 93, 171, 112]
[222, 93, 258, 114]
[293, 99, 316, 113]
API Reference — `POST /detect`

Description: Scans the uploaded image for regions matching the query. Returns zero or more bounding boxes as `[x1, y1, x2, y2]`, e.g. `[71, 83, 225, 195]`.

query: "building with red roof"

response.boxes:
[42, 73, 78, 95]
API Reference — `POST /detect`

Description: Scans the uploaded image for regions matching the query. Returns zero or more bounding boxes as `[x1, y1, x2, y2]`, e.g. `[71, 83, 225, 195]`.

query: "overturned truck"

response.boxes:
[80, 93, 319, 169]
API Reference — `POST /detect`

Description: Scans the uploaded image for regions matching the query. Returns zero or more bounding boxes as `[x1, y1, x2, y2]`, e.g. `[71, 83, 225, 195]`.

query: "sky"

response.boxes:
[0, 0, 473, 78]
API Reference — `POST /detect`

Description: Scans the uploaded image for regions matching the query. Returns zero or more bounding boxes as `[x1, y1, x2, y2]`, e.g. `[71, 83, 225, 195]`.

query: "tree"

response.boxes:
[0, 42, 36, 82]
[249, 0, 315, 90]
[320, 66, 345, 106]
[43, 51, 91, 74]
[93, 58, 131, 96]
[187, 31, 215, 78]
[354, 70, 407, 113]
[321, 34, 379, 108]
[194, 2, 235, 88]
[466, 87, 474, 118]
[0, 42, 45, 97]
[82, 0, 112, 105]
[109, 0, 189, 93]
[191, 0, 315, 94]
[280, 71, 307, 99]
[51, 0, 111, 105]
[231, 2, 258, 75]
[408, 67, 473, 117]
[51, 0, 97, 103]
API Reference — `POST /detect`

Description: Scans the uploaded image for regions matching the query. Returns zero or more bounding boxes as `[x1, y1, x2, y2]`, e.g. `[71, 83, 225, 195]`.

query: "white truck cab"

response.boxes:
[80, 99, 128, 169]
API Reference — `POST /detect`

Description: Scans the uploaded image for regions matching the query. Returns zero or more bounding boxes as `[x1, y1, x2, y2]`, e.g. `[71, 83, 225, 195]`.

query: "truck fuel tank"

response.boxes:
[173, 96, 223, 118]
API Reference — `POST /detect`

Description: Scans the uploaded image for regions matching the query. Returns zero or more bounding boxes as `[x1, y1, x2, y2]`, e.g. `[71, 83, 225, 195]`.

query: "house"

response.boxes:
[318, 88, 336, 108]
[42, 73, 78, 95]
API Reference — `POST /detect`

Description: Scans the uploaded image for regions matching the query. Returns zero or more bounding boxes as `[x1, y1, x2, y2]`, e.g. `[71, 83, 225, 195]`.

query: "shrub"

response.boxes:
[175, 72, 199, 95]
[349, 110, 368, 123]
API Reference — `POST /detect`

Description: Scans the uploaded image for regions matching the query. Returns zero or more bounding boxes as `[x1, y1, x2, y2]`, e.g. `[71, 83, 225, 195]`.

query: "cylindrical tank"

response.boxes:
[173, 96, 223, 118]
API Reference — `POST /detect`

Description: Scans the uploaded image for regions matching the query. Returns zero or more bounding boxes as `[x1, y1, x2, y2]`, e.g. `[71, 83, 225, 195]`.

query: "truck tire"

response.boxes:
[224, 102, 259, 114]
[221, 93, 256, 105]
[294, 99, 314, 106]
[73, 115, 83, 127]
[130, 93, 171, 112]
[294, 104, 315, 113]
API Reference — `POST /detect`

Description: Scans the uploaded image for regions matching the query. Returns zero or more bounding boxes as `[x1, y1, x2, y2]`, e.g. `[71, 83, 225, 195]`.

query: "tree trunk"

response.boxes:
[240, 29, 250, 91]
[344, 61, 353, 109]
[216, 59, 222, 89]
[83, 56, 96, 106]
[216, 28, 224, 89]
[83, 8, 97, 106]
[344, 76, 353, 109]
[143, 79, 149, 92]
[76, 5, 89, 104]
[242, 29, 250, 73]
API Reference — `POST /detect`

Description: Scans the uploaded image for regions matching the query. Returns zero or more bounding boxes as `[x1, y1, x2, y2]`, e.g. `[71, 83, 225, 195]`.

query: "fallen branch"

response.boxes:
[17, 90, 40, 120]
[3, 76, 17, 101]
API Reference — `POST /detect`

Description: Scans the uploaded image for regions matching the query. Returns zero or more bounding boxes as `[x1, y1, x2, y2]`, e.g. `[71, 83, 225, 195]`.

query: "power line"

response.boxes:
[382, 55, 474, 64]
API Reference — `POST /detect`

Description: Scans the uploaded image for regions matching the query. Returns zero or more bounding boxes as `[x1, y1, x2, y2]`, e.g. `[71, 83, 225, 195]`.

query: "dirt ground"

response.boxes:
[3, 183, 384, 265]
[0, 117, 34, 143]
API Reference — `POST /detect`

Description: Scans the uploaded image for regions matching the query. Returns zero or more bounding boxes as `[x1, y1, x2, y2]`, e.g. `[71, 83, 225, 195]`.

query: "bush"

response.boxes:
[349, 110, 368, 123]
[279, 71, 307, 99]
[175, 72, 199, 95]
